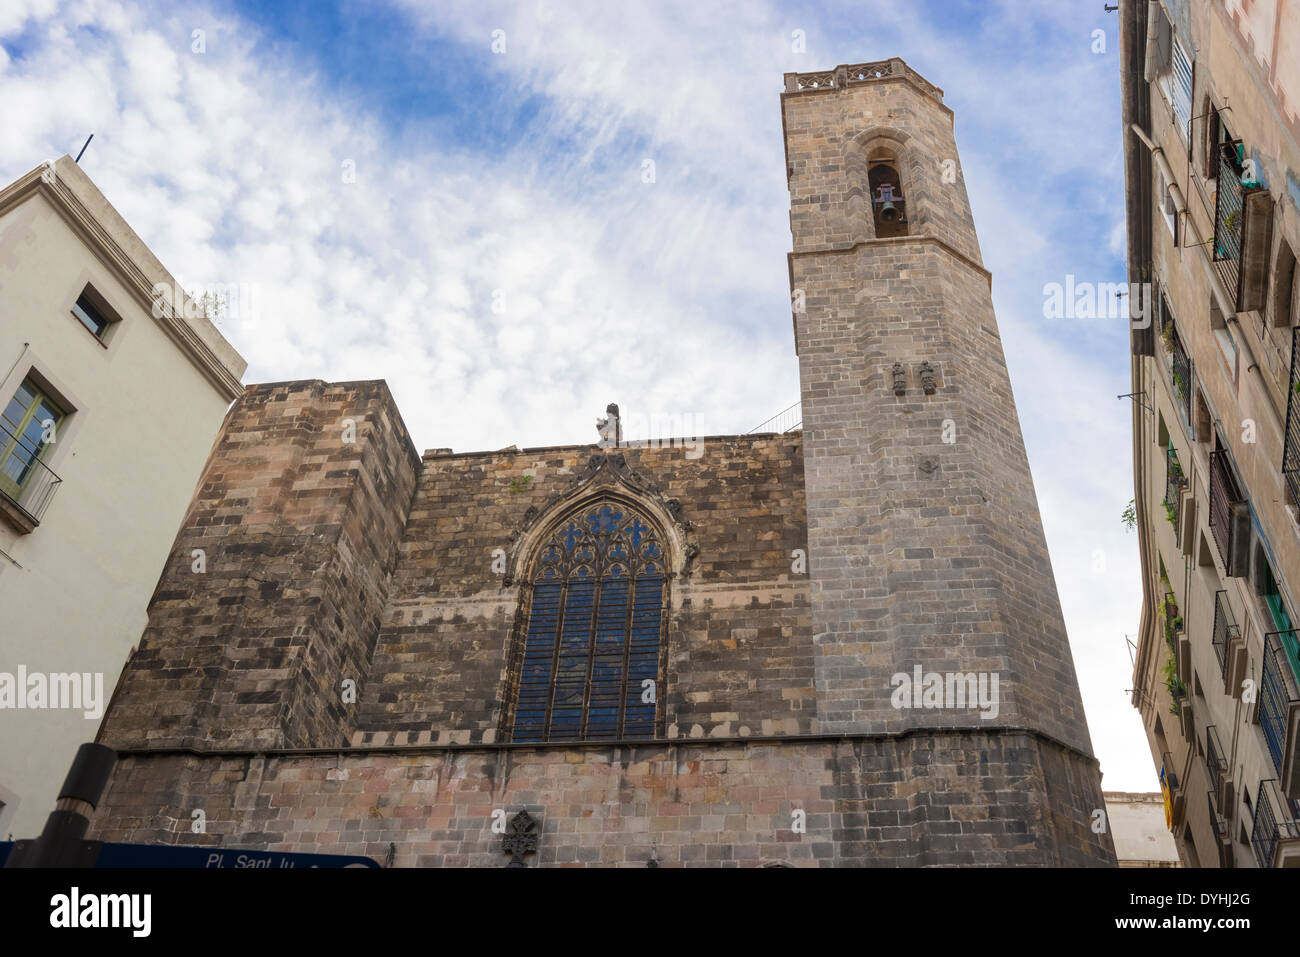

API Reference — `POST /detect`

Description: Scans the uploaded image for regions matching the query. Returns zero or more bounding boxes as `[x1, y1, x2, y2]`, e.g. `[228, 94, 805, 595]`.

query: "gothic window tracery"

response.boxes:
[512, 498, 667, 742]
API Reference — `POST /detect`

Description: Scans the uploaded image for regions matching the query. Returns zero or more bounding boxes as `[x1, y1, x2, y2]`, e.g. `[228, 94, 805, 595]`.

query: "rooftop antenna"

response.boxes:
[74, 134, 93, 164]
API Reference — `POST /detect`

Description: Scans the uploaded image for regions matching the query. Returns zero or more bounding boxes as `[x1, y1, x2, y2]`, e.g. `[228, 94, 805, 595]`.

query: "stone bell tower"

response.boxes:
[784, 59, 1114, 864]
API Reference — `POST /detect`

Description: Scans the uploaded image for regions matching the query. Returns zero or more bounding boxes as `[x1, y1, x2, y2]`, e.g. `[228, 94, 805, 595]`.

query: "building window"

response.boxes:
[1157, 164, 1178, 240]
[69, 286, 120, 342]
[511, 498, 668, 743]
[0, 377, 64, 503]
[1257, 553, 1291, 634]
[1274, 238, 1297, 329]
[1153, 10, 1193, 143]
[1169, 37, 1193, 142]
[1203, 102, 1221, 179]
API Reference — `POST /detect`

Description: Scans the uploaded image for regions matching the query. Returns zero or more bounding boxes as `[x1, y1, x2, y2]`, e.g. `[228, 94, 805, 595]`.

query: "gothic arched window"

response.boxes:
[511, 498, 668, 743]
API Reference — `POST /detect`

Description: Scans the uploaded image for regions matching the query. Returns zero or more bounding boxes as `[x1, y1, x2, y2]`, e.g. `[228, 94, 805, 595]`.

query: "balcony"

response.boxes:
[1213, 141, 1245, 305]
[1161, 751, 1179, 791]
[1208, 450, 1249, 576]
[1162, 591, 1182, 647]
[0, 418, 62, 533]
[1207, 790, 1234, 865]
[1206, 724, 1230, 808]
[1164, 445, 1188, 531]
[1250, 778, 1300, 868]
[1261, 631, 1300, 798]
[1162, 751, 1186, 828]
[1160, 313, 1192, 426]
[1212, 589, 1246, 694]
[1284, 327, 1300, 508]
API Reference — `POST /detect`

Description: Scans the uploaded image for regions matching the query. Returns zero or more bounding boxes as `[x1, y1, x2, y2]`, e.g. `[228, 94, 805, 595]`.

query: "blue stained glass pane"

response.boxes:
[513, 584, 563, 743]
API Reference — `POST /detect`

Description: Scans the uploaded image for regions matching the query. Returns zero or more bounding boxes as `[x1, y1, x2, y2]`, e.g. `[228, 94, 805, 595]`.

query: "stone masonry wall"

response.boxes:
[88, 732, 1110, 867]
[783, 75, 1096, 755]
[358, 434, 812, 744]
[98, 380, 422, 751]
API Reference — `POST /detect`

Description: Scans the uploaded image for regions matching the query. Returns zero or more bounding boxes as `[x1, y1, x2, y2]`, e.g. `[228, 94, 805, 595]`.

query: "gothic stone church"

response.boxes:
[89, 59, 1116, 866]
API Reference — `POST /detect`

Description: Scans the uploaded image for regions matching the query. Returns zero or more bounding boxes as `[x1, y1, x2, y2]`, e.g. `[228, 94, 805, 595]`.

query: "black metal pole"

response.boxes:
[5, 742, 115, 867]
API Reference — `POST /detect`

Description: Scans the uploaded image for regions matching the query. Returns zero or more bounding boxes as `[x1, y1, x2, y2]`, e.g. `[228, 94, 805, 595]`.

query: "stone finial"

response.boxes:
[891, 362, 907, 396]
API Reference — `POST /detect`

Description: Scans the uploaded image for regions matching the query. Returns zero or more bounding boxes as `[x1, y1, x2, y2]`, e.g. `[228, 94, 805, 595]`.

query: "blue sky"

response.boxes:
[0, 0, 1153, 789]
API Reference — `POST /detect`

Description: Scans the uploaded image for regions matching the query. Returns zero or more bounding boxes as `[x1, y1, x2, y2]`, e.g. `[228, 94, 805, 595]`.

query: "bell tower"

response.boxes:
[783, 59, 1114, 864]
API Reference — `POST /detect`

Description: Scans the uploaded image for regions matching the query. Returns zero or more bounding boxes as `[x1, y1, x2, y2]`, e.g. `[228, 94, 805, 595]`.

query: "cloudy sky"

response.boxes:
[0, 0, 1153, 789]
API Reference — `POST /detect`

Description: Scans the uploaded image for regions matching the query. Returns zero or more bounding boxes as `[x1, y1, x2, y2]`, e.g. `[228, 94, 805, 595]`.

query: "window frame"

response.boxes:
[506, 497, 671, 744]
[0, 377, 65, 502]
[66, 284, 122, 346]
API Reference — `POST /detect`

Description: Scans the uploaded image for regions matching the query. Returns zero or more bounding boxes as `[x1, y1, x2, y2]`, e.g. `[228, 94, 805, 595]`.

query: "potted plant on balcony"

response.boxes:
[1163, 652, 1187, 714]
[1171, 367, 1188, 402]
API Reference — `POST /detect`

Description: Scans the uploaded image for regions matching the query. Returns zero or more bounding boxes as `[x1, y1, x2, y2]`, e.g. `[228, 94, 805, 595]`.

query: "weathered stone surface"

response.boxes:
[90, 59, 1113, 866]
[91, 731, 1105, 867]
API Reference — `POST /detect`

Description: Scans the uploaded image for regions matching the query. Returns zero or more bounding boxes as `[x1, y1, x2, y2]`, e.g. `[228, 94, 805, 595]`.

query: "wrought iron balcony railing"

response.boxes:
[1170, 334, 1192, 427]
[1162, 590, 1182, 649]
[0, 417, 62, 526]
[1251, 778, 1300, 869]
[1212, 589, 1240, 680]
[1161, 751, 1179, 791]
[1164, 445, 1188, 530]
[1214, 141, 1245, 306]
[1209, 450, 1247, 576]
[1284, 327, 1300, 509]
[1208, 790, 1228, 840]
[1261, 630, 1300, 776]
[1206, 725, 1228, 798]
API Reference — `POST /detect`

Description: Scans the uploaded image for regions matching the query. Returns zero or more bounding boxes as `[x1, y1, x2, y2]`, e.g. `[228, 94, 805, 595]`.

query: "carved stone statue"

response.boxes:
[596, 402, 621, 448]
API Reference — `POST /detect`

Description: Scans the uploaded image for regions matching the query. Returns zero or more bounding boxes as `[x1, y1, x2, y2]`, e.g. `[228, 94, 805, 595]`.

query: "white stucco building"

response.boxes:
[0, 155, 245, 838]
[1105, 792, 1182, 867]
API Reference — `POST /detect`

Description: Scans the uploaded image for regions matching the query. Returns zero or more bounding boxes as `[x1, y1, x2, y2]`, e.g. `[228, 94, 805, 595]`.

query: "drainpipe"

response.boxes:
[1130, 123, 1186, 214]
[1142, 1, 1162, 83]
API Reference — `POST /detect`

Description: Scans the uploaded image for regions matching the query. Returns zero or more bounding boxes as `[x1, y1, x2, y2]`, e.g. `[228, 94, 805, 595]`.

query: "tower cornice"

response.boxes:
[781, 57, 947, 110]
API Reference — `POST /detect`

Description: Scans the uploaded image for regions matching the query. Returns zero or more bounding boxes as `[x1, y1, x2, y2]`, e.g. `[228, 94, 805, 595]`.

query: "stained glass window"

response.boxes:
[512, 499, 667, 743]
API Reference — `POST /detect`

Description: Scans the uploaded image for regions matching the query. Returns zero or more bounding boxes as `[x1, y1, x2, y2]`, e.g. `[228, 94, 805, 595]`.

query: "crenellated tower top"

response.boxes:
[782, 57, 944, 104]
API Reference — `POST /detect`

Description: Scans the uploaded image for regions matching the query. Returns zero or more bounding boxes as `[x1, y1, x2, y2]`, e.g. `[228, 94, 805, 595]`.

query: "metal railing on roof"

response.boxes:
[748, 402, 802, 435]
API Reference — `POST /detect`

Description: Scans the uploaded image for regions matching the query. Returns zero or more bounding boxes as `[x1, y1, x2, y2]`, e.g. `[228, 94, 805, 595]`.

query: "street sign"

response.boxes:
[0, 840, 379, 868]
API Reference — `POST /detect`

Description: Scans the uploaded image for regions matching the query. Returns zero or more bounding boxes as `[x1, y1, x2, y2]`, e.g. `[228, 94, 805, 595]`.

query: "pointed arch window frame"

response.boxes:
[842, 126, 930, 241]
[505, 493, 673, 744]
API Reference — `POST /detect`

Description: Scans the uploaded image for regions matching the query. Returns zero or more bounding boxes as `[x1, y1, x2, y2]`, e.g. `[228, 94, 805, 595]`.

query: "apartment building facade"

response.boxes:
[1122, 0, 1300, 867]
[0, 155, 246, 838]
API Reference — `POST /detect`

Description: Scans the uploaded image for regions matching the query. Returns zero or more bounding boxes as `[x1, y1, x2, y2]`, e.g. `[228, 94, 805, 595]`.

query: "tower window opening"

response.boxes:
[868, 154, 908, 238]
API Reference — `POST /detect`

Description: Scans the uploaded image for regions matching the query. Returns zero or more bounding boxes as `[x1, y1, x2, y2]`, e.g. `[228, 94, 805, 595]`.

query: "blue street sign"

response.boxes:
[0, 840, 379, 868]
